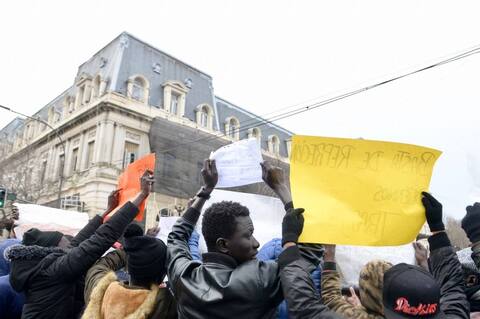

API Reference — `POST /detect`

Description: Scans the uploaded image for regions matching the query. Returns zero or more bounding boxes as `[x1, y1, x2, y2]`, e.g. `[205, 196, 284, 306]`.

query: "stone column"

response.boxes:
[94, 121, 106, 163]
[112, 124, 125, 169]
[103, 121, 115, 164]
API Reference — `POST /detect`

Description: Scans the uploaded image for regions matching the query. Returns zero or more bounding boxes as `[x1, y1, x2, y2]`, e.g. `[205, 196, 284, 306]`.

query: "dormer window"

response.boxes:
[162, 80, 189, 117]
[248, 127, 262, 143]
[127, 75, 149, 104]
[268, 135, 280, 155]
[195, 104, 214, 130]
[225, 117, 240, 140]
[170, 93, 179, 115]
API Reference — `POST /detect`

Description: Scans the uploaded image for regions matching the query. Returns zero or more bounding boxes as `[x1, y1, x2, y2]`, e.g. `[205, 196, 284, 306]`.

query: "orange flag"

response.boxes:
[105, 153, 156, 222]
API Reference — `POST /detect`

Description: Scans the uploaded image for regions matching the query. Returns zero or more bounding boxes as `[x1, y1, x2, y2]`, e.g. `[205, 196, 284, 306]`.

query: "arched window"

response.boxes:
[127, 75, 150, 104]
[195, 104, 214, 129]
[248, 127, 261, 142]
[268, 135, 280, 155]
[225, 117, 240, 140]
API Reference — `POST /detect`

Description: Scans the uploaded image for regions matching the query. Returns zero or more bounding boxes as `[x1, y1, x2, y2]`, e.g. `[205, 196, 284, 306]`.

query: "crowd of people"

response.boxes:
[0, 159, 479, 319]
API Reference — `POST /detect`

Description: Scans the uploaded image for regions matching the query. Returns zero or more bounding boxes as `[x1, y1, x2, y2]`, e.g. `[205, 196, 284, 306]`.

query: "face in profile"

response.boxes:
[226, 215, 260, 264]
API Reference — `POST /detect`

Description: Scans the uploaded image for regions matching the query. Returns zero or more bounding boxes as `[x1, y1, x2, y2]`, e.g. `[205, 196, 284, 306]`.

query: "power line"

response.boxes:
[152, 44, 480, 154]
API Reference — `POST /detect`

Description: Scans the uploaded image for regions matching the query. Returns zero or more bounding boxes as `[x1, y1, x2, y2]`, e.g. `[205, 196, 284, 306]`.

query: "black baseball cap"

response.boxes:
[383, 263, 445, 319]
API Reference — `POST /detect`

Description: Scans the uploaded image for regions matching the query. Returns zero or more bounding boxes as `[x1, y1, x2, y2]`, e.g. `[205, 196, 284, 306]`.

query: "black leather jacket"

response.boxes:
[278, 245, 343, 319]
[167, 207, 283, 319]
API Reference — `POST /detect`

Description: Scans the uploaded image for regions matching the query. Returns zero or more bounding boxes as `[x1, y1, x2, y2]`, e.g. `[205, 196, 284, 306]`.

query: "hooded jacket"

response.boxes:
[82, 249, 177, 319]
[7, 202, 139, 319]
[321, 261, 388, 319]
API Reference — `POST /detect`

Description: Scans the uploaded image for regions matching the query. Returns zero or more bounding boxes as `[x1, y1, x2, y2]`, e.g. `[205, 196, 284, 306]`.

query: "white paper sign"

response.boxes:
[210, 138, 263, 188]
[14, 203, 89, 240]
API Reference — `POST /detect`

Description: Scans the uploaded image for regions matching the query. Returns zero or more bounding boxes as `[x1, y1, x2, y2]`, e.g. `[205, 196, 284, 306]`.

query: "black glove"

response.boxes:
[421, 192, 445, 232]
[462, 202, 480, 243]
[282, 208, 305, 246]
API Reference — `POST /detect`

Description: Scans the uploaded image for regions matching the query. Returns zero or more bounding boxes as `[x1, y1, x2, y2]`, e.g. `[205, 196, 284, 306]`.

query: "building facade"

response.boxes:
[0, 32, 292, 228]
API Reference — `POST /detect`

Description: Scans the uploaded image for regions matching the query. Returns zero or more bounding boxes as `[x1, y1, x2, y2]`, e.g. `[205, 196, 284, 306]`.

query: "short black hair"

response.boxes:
[202, 201, 250, 251]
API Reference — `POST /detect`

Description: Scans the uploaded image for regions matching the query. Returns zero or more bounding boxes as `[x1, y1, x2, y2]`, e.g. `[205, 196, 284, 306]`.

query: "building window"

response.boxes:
[248, 127, 262, 142]
[195, 104, 213, 130]
[163, 153, 175, 176]
[86, 141, 95, 168]
[127, 75, 150, 104]
[170, 93, 179, 115]
[162, 80, 189, 116]
[268, 135, 280, 155]
[123, 142, 139, 168]
[71, 148, 79, 174]
[58, 154, 65, 179]
[40, 161, 47, 184]
[225, 117, 240, 140]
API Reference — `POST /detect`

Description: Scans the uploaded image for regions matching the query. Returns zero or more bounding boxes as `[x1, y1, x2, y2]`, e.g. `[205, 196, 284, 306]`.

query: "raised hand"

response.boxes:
[462, 202, 480, 244]
[421, 192, 444, 232]
[260, 161, 291, 205]
[412, 241, 429, 270]
[282, 208, 305, 246]
[106, 189, 121, 212]
[140, 169, 155, 196]
[201, 159, 218, 191]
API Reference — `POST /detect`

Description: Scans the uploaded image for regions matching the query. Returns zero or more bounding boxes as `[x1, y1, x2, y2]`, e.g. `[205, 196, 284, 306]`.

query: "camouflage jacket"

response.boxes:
[321, 271, 384, 319]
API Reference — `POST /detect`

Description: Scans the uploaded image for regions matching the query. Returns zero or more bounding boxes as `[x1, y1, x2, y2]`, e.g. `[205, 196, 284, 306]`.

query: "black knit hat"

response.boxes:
[383, 263, 445, 319]
[123, 224, 167, 284]
[22, 228, 63, 247]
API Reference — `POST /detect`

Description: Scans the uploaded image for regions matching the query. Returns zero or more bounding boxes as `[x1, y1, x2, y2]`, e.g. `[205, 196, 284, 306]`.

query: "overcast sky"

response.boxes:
[1, 0, 479, 218]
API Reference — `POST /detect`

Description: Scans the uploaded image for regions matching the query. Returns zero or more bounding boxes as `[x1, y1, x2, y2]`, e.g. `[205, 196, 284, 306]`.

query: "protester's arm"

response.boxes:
[47, 171, 153, 280]
[422, 192, 469, 319]
[84, 249, 126, 303]
[277, 203, 340, 318]
[167, 159, 217, 289]
[69, 190, 121, 248]
[278, 244, 339, 319]
[462, 202, 480, 268]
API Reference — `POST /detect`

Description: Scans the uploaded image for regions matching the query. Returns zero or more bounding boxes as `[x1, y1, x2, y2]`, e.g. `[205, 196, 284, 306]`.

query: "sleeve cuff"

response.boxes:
[323, 261, 337, 271]
[278, 245, 301, 270]
[428, 231, 451, 251]
[182, 207, 201, 225]
[284, 201, 294, 211]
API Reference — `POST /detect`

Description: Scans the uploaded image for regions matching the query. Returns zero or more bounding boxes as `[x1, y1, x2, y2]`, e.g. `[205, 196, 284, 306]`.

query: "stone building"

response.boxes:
[0, 32, 292, 228]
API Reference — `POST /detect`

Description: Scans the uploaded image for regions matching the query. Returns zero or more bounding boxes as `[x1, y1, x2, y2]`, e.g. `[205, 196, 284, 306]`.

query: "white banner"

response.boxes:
[158, 189, 415, 285]
[14, 203, 89, 240]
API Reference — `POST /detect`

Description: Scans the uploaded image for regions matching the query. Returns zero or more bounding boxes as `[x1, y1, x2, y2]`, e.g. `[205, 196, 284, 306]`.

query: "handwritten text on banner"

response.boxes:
[290, 135, 441, 246]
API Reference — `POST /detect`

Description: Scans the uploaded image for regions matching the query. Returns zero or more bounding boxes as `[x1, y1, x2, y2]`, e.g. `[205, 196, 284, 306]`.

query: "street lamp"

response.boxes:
[0, 104, 66, 208]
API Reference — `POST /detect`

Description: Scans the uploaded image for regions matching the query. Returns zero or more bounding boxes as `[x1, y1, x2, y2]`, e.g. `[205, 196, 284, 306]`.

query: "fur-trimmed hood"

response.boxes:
[82, 271, 159, 319]
[7, 244, 66, 292]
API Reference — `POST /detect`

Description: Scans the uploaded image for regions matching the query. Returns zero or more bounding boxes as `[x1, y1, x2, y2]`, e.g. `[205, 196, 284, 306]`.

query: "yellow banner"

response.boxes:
[290, 135, 441, 246]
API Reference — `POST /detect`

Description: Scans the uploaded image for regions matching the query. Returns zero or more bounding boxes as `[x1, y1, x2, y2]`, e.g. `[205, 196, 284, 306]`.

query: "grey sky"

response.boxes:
[1, 0, 479, 218]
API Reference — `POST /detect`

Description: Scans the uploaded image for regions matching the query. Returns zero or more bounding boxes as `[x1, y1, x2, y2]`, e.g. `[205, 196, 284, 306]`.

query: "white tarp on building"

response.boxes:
[14, 203, 89, 240]
[157, 189, 415, 285]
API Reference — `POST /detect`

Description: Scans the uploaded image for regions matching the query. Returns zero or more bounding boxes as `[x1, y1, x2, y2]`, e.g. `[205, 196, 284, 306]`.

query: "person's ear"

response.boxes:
[216, 238, 229, 254]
